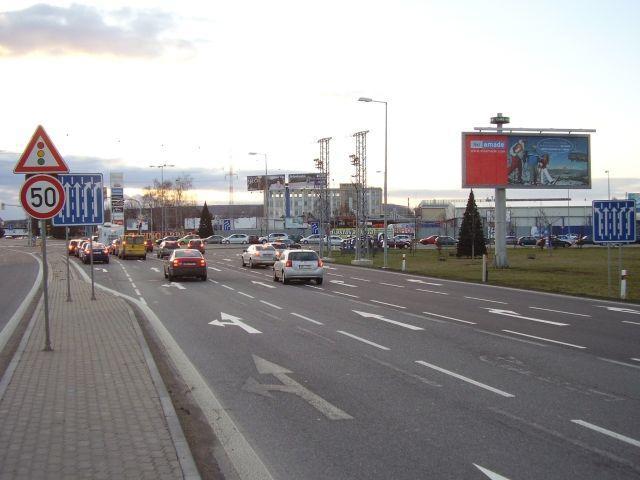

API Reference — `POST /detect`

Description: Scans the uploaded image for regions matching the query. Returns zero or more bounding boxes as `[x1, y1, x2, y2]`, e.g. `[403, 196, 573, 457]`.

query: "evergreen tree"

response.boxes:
[456, 190, 486, 257]
[198, 202, 214, 238]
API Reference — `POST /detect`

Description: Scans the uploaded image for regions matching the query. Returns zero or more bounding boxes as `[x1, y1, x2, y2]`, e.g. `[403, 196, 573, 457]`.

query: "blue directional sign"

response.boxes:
[223, 219, 231, 231]
[311, 222, 319, 235]
[52, 173, 104, 226]
[592, 200, 636, 243]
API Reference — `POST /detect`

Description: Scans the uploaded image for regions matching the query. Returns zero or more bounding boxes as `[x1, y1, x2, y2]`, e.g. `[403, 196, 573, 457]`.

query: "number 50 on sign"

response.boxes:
[20, 174, 66, 219]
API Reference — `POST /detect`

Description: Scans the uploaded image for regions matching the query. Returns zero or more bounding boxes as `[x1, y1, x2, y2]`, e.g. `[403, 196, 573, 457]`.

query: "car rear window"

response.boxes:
[288, 251, 319, 261]
[93, 243, 105, 249]
[260, 245, 275, 251]
[175, 250, 202, 258]
[126, 236, 144, 244]
[189, 240, 202, 245]
[164, 241, 178, 248]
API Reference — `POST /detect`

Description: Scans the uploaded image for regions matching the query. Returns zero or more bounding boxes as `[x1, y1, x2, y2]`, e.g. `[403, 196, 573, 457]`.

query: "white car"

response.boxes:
[241, 244, 277, 268]
[326, 235, 343, 246]
[273, 249, 324, 285]
[259, 232, 289, 244]
[222, 234, 249, 244]
[300, 234, 322, 244]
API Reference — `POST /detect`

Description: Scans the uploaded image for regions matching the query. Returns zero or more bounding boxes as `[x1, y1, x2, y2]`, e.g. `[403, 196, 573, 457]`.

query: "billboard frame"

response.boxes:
[461, 131, 591, 189]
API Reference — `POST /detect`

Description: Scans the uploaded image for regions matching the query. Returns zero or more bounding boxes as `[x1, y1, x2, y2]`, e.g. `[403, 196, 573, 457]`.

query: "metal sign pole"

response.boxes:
[66, 227, 72, 302]
[607, 245, 611, 297]
[40, 219, 53, 351]
[90, 228, 96, 300]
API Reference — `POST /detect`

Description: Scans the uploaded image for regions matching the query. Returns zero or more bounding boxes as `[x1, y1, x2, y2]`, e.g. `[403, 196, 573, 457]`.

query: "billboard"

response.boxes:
[628, 193, 640, 211]
[246, 174, 286, 191]
[110, 172, 124, 224]
[462, 133, 591, 189]
[288, 173, 327, 190]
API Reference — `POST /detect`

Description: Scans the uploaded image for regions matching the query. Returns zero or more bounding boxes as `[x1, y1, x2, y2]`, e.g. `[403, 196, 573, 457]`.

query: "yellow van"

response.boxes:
[119, 234, 147, 260]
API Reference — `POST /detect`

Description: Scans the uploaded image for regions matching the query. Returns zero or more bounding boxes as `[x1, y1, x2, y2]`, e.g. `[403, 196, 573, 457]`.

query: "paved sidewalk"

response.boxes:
[0, 250, 196, 479]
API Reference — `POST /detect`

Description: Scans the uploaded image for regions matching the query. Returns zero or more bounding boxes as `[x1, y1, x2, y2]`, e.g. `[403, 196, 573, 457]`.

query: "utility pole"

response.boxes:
[225, 164, 238, 228]
[315, 137, 331, 258]
[353, 131, 368, 258]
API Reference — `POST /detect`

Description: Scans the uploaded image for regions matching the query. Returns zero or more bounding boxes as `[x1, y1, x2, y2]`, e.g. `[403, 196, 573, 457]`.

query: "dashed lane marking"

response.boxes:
[369, 300, 406, 309]
[501, 330, 585, 349]
[260, 300, 282, 310]
[416, 288, 448, 295]
[422, 311, 475, 325]
[291, 313, 323, 325]
[337, 330, 390, 351]
[465, 296, 508, 305]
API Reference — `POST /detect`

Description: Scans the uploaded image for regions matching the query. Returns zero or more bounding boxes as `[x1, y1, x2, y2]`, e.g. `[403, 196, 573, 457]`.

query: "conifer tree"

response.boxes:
[198, 202, 214, 238]
[456, 190, 486, 257]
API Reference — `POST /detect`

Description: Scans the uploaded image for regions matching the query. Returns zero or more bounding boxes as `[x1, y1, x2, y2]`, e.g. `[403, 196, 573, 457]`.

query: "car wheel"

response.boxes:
[164, 269, 168, 279]
[282, 272, 289, 284]
[105, 259, 109, 264]
[315, 277, 323, 285]
[249, 259, 254, 269]
[241, 256, 246, 267]
[303, 240, 308, 244]
[201, 274, 207, 281]
[273, 269, 279, 282]
[168, 273, 173, 282]
[143, 255, 146, 260]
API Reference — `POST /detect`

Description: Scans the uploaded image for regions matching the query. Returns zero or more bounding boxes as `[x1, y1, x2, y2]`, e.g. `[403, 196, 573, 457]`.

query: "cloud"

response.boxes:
[0, 3, 193, 57]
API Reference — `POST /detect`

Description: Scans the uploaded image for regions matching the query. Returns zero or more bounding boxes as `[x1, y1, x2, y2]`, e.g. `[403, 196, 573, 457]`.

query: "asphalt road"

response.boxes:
[0, 246, 39, 333]
[68, 244, 640, 480]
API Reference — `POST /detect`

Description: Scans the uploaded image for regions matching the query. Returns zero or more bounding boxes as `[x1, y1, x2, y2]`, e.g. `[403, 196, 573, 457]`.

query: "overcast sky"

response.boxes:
[1, 0, 639, 220]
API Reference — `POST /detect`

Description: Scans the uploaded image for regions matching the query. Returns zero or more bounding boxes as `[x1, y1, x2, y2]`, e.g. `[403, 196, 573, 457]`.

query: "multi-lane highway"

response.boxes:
[70, 244, 640, 480]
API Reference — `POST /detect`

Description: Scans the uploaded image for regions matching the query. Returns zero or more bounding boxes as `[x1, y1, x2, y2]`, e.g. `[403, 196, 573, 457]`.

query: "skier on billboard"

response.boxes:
[508, 139, 525, 184]
[537, 153, 557, 185]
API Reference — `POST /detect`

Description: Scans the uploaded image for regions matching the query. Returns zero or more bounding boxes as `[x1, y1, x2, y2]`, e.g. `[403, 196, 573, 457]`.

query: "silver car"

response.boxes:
[222, 234, 249, 244]
[241, 244, 276, 268]
[273, 249, 324, 285]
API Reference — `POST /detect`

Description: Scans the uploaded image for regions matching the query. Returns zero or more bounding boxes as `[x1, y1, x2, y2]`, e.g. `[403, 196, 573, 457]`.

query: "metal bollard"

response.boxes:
[402, 253, 406, 271]
[621, 269, 628, 300]
[482, 254, 488, 283]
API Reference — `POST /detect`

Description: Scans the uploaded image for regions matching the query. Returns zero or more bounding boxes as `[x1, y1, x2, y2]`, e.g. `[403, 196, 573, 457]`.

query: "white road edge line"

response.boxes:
[473, 464, 512, 480]
[369, 300, 406, 309]
[622, 320, 640, 325]
[379, 282, 404, 288]
[501, 330, 586, 349]
[632, 358, 640, 362]
[131, 282, 137, 289]
[423, 311, 476, 325]
[237, 292, 254, 299]
[221, 284, 235, 291]
[571, 420, 640, 448]
[305, 285, 324, 290]
[208, 267, 222, 272]
[337, 330, 390, 351]
[415, 360, 514, 398]
[333, 291, 359, 298]
[350, 277, 371, 282]
[465, 296, 508, 305]
[208, 279, 219, 284]
[529, 306, 591, 317]
[134, 289, 141, 296]
[416, 288, 448, 295]
[291, 313, 323, 325]
[598, 357, 640, 370]
[260, 300, 282, 310]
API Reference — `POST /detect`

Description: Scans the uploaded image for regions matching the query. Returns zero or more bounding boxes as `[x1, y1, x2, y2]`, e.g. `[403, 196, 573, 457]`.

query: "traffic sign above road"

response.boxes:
[19, 174, 66, 219]
[52, 174, 104, 226]
[14, 125, 69, 174]
[592, 200, 636, 244]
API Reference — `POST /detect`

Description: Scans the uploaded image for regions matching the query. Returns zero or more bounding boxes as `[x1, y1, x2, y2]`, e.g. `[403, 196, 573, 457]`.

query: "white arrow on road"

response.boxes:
[595, 306, 640, 315]
[352, 310, 423, 330]
[150, 267, 160, 273]
[208, 312, 261, 334]
[251, 280, 276, 289]
[482, 308, 568, 326]
[330, 279, 357, 288]
[243, 355, 352, 420]
[474, 464, 511, 480]
[94, 268, 108, 272]
[162, 283, 186, 290]
[407, 279, 442, 286]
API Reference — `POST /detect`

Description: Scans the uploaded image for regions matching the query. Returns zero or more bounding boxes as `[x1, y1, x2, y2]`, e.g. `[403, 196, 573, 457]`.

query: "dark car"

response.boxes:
[203, 235, 224, 244]
[157, 240, 180, 259]
[187, 239, 205, 254]
[536, 236, 572, 248]
[81, 242, 110, 264]
[164, 249, 207, 281]
[278, 238, 302, 249]
[506, 236, 518, 245]
[575, 235, 596, 246]
[517, 236, 538, 246]
[248, 235, 261, 245]
[435, 236, 457, 247]
[155, 235, 179, 246]
[144, 239, 154, 252]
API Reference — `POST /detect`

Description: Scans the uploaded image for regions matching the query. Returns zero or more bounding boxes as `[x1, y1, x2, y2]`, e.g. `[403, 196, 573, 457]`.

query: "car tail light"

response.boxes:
[318, 259, 323, 267]
[85, 248, 90, 254]
[199, 259, 206, 267]
[173, 259, 180, 267]
[103, 249, 109, 254]
[68, 245, 73, 250]
[122, 241, 126, 245]
[254, 252, 260, 257]
[285, 260, 292, 267]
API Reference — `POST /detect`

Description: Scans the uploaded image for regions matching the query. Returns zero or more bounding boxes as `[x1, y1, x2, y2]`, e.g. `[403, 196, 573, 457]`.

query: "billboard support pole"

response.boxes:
[66, 227, 72, 302]
[493, 113, 509, 268]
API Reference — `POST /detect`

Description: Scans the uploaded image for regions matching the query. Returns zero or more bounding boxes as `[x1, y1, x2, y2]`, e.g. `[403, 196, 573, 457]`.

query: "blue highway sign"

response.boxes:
[592, 200, 636, 243]
[52, 173, 104, 226]
[223, 219, 231, 231]
[311, 222, 319, 235]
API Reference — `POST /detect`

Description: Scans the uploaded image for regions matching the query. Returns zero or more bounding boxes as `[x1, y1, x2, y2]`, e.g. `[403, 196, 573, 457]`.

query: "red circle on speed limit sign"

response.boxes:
[20, 174, 66, 219]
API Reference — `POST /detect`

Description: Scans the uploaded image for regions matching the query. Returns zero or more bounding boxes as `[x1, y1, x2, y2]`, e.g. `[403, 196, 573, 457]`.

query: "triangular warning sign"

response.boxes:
[13, 125, 69, 174]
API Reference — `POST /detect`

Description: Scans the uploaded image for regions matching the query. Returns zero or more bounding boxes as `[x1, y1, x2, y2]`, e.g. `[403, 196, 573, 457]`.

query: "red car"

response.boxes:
[144, 239, 154, 252]
[419, 235, 438, 245]
[187, 239, 205, 254]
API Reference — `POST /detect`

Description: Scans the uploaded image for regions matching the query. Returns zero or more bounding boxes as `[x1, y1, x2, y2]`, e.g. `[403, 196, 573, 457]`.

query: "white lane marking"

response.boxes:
[622, 320, 640, 326]
[209, 312, 261, 334]
[415, 361, 515, 398]
[632, 358, 640, 362]
[379, 282, 404, 288]
[337, 330, 390, 351]
[416, 288, 449, 295]
[134, 289, 141, 296]
[473, 464, 511, 480]
[530, 307, 591, 317]
[369, 300, 406, 309]
[291, 313, 323, 325]
[407, 279, 442, 286]
[137, 259, 143, 262]
[571, 420, 640, 448]
[305, 285, 325, 290]
[350, 277, 371, 282]
[162, 283, 186, 290]
[208, 279, 219, 284]
[353, 310, 423, 331]
[208, 266, 222, 272]
[465, 296, 508, 305]
[326, 273, 344, 277]
[139, 297, 147, 305]
[222, 284, 235, 291]
[332, 291, 359, 298]
[260, 300, 283, 310]
[237, 291, 255, 299]
[598, 357, 640, 370]
[483, 308, 569, 326]
[330, 280, 358, 288]
[595, 305, 640, 315]
[501, 330, 586, 349]
[476, 329, 547, 347]
[130, 283, 137, 289]
[422, 311, 476, 325]
[251, 280, 277, 289]
[150, 267, 160, 273]
[223, 258, 232, 262]
[324, 266, 337, 270]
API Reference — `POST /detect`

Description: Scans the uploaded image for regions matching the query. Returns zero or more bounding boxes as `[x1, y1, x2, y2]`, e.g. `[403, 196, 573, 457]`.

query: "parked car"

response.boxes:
[157, 240, 180, 258]
[506, 236, 518, 245]
[163, 249, 207, 281]
[576, 235, 595, 246]
[155, 235, 179, 246]
[259, 232, 289, 244]
[277, 238, 302, 249]
[326, 235, 343, 246]
[269, 242, 289, 260]
[288, 233, 304, 243]
[67, 239, 82, 255]
[81, 242, 110, 264]
[144, 239, 154, 252]
[222, 234, 249, 244]
[419, 235, 439, 245]
[177, 234, 200, 247]
[536, 236, 572, 248]
[273, 249, 324, 285]
[119, 234, 147, 260]
[248, 235, 261, 244]
[241, 244, 277, 268]
[203, 235, 224, 244]
[517, 236, 538, 246]
[301, 234, 322, 245]
[187, 239, 205, 254]
[435, 236, 457, 247]
[390, 235, 412, 249]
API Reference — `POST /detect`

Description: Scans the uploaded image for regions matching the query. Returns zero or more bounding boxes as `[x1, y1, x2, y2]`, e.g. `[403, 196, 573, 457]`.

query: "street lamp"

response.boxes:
[358, 96, 388, 268]
[249, 152, 269, 238]
[149, 163, 175, 235]
[605, 170, 611, 200]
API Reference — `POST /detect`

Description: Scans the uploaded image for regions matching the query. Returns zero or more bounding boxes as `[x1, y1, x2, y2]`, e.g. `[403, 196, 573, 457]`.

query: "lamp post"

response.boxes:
[249, 152, 269, 238]
[605, 170, 611, 199]
[358, 97, 388, 268]
[150, 163, 175, 235]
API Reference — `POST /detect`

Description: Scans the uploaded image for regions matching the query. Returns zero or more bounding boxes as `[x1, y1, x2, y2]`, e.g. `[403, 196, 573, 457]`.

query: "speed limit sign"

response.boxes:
[20, 174, 66, 219]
